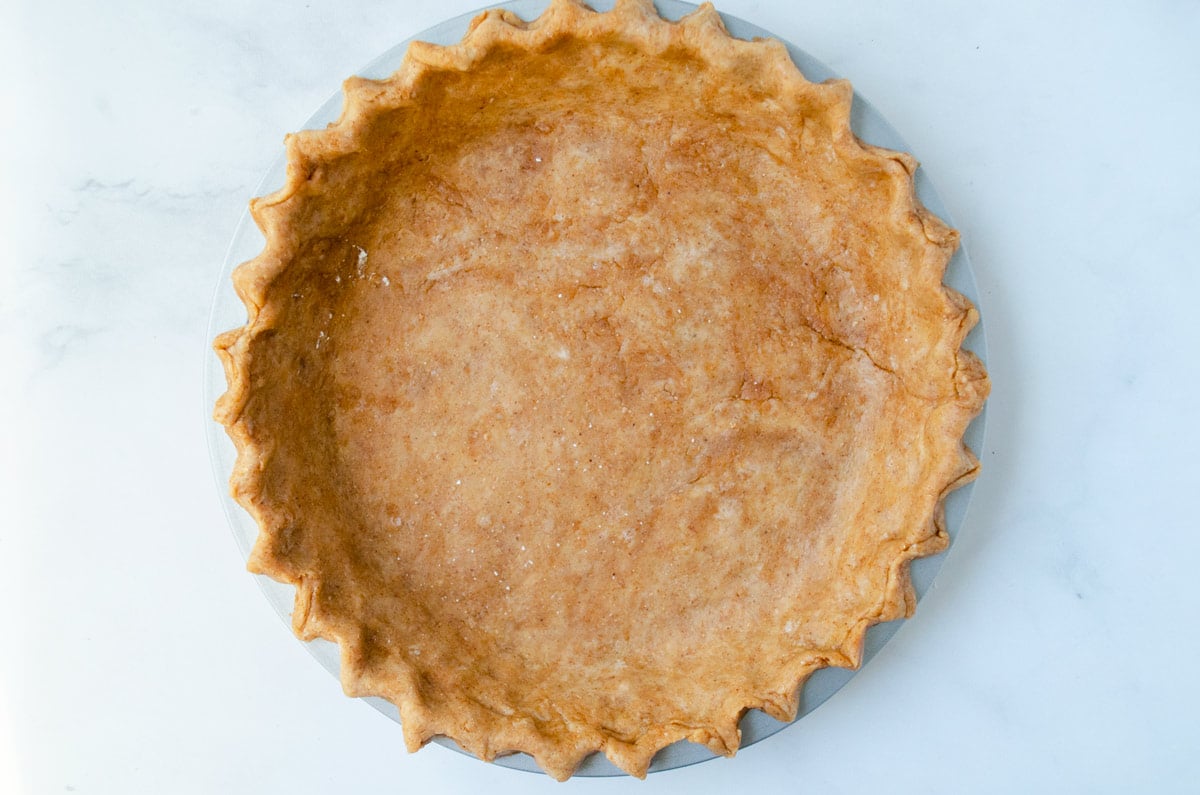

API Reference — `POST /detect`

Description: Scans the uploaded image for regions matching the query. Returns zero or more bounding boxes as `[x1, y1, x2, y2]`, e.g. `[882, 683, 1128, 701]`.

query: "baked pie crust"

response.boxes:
[214, 0, 989, 780]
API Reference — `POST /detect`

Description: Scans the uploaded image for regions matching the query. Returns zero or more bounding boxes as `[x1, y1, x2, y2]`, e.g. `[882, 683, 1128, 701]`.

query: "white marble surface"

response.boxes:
[2, 1, 1198, 792]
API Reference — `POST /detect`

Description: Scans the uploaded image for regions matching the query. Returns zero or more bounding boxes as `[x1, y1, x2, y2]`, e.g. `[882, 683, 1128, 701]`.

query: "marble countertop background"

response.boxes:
[2, 1, 1197, 792]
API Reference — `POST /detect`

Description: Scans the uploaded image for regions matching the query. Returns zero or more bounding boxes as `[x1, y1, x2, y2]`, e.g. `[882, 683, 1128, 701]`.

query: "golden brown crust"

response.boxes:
[214, 0, 989, 780]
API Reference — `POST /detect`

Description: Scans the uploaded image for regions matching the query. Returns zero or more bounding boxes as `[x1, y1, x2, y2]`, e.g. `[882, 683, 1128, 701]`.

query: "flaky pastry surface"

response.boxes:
[214, 0, 989, 780]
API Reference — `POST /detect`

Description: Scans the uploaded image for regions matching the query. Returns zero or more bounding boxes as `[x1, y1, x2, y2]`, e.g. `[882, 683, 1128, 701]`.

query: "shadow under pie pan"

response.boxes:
[206, 0, 989, 779]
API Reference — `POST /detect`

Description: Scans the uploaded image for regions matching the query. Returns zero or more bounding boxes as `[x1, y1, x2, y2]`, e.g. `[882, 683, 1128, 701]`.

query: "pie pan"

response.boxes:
[205, 0, 989, 777]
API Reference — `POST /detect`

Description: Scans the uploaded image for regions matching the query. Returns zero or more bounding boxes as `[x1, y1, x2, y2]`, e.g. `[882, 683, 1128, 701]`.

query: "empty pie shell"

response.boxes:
[213, 0, 990, 781]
